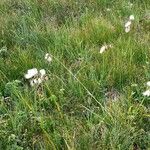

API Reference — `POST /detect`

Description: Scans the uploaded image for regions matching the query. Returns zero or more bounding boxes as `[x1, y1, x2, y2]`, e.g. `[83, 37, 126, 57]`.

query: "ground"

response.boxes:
[0, 0, 150, 149]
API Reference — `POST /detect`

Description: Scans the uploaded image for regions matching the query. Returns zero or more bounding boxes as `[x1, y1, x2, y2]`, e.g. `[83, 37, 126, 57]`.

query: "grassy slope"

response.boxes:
[0, 0, 150, 149]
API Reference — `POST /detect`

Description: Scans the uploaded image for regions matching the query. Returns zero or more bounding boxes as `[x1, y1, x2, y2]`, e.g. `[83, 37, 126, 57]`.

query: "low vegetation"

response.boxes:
[0, 0, 150, 149]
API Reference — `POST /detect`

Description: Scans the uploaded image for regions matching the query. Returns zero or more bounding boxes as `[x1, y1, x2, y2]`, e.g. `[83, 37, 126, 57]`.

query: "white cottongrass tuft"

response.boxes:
[125, 20, 132, 28]
[38, 78, 42, 84]
[45, 53, 52, 62]
[33, 79, 38, 84]
[125, 26, 131, 33]
[24, 68, 38, 79]
[124, 15, 134, 33]
[100, 44, 112, 54]
[29, 79, 34, 87]
[125, 21, 131, 33]
[142, 81, 150, 97]
[146, 81, 150, 87]
[100, 45, 107, 54]
[39, 69, 46, 78]
[25, 68, 48, 86]
[129, 15, 135, 21]
[142, 90, 150, 97]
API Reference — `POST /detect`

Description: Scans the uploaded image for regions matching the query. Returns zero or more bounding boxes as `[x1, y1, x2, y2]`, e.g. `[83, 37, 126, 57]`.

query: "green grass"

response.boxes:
[0, 0, 150, 149]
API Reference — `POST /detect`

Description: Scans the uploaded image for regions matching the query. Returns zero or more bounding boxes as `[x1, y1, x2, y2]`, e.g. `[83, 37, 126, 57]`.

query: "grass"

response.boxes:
[0, 0, 150, 149]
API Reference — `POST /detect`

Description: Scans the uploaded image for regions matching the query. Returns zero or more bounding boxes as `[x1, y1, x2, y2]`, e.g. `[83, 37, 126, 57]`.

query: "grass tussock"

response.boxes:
[0, 0, 150, 149]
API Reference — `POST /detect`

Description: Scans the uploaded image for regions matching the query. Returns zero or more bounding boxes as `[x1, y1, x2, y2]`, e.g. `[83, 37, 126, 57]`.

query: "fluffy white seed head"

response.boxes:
[39, 69, 46, 77]
[45, 53, 52, 62]
[100, 45, 107, 54]
[125, 20, 132, 28]
[30, 79, 35, 86]
[143, 90, 150, 97]
[125, 26, 131, 33]
[24, 68, 38, 79]
[108, 44, 113, 48]
[129, 15, 134, 21]
[33, 79, 38, 84]
[100, 44, 113, 54]
[146, 81, 150, 87]
[38, 78, 42, 84]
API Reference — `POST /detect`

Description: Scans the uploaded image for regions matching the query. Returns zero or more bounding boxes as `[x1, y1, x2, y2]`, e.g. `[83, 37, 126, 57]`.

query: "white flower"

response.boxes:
[33, 79, 38, 84]
[29, 78, 43, 86]
[45, 53, 52, 62]
[125, 20, 131, 28]
[24, 68, 38, 79]
[146, 81, 150, 87]
[129, 15, 134, 21]
[39, 69, 46, 78]
[38, 78, 42, 84]
[124, 16, 134, 33]
[100, 45, 107, 54]
[143, 90, 150, 97]
[100, 44, 112, 54]
[125, 26, 131, 33]
[24, 68, 48, 86]
[44, 76, 49, 81]
[30, 79, 35, 86]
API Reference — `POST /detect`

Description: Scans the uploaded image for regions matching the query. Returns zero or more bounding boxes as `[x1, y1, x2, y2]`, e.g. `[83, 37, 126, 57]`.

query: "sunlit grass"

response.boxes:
[0, 0, 150, 149]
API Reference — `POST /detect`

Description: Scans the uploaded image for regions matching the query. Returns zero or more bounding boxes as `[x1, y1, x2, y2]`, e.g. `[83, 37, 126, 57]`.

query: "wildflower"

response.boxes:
[33, 79, 38, 84]
[100, 44, 112, 54]
[146, 81, 150, 87]
[142, 90, 150, 97]
[29, 78, 42, 86]
[45, 53, 52, 62]
[124, 15, 134, 33]
[39, 69, 46, 78]
[25, 68, 48, 86]
[125, 26, 131, 33]
[44, 76, 49, 81]
[125, 20, 132, 33]
[24, 68, 38, 79]
[29, 79, 34, 86]
[38, 78, 42, 84]
[125, 20, 132, 28]
[129, 15, 135, 21]
[100, 45, 107, 54]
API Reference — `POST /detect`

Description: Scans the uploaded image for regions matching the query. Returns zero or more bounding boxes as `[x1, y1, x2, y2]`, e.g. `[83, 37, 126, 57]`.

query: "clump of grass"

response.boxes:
[0, 0, 150, 149]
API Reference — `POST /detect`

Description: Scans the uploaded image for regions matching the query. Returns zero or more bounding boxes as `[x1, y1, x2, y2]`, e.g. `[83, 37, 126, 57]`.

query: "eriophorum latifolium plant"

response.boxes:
[0, 0, 150, 149]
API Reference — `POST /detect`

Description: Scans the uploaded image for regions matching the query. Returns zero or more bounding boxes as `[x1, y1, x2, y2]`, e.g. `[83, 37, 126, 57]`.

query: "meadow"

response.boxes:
[0, 0, 150, 149]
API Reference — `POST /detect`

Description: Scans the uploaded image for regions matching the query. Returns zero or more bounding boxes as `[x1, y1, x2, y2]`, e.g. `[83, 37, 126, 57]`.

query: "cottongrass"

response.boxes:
[143, 90, 150, 97]
[146, 81, 150, 87]
[25, 68, 47, 86]
[142, 81, 150, 97]
[24, 68, 38, 79]
[129, 15, 135, 21]
[24, 53, 52, 86]
[45, 53, 52, 63]
[100, 44, 113, 54]
[125, 15, 134, 33]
